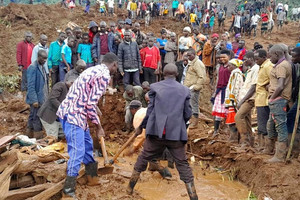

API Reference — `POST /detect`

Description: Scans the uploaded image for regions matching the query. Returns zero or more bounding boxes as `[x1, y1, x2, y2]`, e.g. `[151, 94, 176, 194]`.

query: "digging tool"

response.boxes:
[286, 82, 300, 161]
[98, 135, 114, 175]
[109, 133, 137, 165]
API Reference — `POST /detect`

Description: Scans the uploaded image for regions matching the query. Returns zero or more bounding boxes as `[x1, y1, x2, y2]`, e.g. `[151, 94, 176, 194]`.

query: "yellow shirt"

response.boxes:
[178, 3, 184, 14]
[255, 59, 273, 107]
[130, 2, 137, 11]
[190, 13, 197, 23]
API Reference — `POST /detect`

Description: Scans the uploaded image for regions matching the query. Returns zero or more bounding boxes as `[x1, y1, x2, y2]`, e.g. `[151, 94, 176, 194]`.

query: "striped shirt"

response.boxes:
[57, 64, 110, 130]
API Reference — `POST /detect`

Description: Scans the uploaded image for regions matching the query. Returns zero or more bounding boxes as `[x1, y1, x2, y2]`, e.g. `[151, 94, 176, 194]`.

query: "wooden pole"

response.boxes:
[286, 82, 300, 161]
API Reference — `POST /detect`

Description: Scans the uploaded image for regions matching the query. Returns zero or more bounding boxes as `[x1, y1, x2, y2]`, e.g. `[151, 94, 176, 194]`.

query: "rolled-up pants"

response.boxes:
[60, 117, 95, 177]
[190, 89, 200, 116]
[134, 136, 194, 183]
[235, 99, 254, 137]
[267, 98, 288, 142]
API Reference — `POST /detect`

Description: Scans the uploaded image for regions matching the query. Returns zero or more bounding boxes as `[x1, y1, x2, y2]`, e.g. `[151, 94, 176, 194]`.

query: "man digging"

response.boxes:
[57, 53, 118, 199]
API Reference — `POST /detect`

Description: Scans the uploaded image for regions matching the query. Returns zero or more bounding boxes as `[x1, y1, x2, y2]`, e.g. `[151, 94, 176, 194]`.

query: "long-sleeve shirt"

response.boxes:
[16, 40, 35, 69]
[31, 43, 49, 74]
[57, 64, 110, 130]
[48, 40, 65, 69]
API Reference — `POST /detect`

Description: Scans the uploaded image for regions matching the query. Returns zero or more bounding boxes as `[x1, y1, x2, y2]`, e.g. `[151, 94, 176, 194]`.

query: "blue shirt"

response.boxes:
[77, 43, 93, 64]
[172, 0, 179, 9]
[61, 44, 72, 64]
[157, 38, 168, 54]
[184, 0, 192, 10]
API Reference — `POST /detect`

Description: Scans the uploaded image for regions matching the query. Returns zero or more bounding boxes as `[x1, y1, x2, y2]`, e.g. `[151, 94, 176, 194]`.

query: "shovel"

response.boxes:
[97, 136, 114, 175]
[109, 133, 137, 165]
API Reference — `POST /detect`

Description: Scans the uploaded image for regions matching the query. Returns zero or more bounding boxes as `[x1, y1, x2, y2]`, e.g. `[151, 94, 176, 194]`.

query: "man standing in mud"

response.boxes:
[57, 53, 118, 199]
[16, 31, 35, 92]
[127, 63, 198, 200]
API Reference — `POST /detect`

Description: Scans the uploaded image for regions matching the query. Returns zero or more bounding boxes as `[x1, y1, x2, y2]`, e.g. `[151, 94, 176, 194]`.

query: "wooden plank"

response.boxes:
[0, 160, 20, 200]
[28, 180, 64, 200]
[28, 167, 85, 200]
[6, 183, 53, 200]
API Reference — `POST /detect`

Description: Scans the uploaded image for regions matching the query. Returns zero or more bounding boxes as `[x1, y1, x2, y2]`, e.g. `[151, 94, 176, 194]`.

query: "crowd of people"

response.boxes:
[8, 1, 300, 200]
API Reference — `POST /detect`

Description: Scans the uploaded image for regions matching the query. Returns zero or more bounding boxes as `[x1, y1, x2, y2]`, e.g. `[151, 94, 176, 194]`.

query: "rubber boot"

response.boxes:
[168, 160, 175, 169]
[267, 142, 287, 163]
[33, 131, 44, 139]
[262, 137, 275, 155]
[62, 176, 77, 200]
[126, 170, 140, 195]
[185, 181, 198, 200]
[228, 125, 239, 143]
[25, 128, 33, 138]
[257, 134, 265, 151]
[85, 162, 109, 186]
[148, 161, 172, 179]
[189, 116, 198, 129]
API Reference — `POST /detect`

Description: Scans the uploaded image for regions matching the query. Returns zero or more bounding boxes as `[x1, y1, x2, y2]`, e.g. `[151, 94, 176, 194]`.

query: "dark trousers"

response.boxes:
[123, 71, 141, 87]
[134, 136, 194, 183]
[51, 65, 59, 87]
[143, 67, 156, 84]
[28, 105, 42, 132]
[257, 106, 270, 136]
[172, 8, 176, 17]
[287, 102, 299, 134]
[21, 68, 27, 91]
[59, 62, 73, 82]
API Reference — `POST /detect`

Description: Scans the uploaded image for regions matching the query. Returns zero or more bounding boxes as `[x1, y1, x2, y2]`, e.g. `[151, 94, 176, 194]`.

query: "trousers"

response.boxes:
[235, 99, 254, 136]
[28, 105, 42, 132]
[267, 98, 288, 142]
[190, 90, 200, 116]
[60, 117, 95, 176]
[134, 136, 194, 183]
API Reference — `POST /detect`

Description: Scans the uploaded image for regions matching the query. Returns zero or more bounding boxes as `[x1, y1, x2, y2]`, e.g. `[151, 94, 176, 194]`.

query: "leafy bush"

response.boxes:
[0, 74, 20, 93]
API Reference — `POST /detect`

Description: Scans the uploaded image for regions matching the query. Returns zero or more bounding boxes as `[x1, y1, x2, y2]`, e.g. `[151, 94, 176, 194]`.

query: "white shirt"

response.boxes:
[127, 1, 131, 10]
[239, 64, 259, 101]
[108, 0, 114, 8]
[234, 15, 241, 28]
[292, 8, 298, 15]
[284, 4, 288, 11]
[251, 14, 261, 26]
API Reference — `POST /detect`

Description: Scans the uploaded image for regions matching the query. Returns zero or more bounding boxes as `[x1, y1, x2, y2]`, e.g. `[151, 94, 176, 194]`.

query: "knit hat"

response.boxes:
[129, 100, 142, 109]
[88, 21, 98, 29]
[211, 33, 219, 38]
[235, 33, 241, 38]
[183, 27, 191, 33]
[125, 18, 132, 25]
[229, 59, 244, 68]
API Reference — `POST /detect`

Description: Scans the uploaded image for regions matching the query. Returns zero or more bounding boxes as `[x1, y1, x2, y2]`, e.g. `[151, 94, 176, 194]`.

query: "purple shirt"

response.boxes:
[57, 64, 110, 130]
[217, 64, 231, 88]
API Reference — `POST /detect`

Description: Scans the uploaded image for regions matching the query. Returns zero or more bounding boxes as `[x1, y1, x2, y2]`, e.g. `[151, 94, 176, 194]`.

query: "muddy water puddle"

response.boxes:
[113, 153, 249, 200]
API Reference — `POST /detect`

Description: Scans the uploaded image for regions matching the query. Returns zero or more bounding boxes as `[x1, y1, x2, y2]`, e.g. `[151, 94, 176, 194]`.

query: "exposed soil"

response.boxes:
[0, 3, 300, 200]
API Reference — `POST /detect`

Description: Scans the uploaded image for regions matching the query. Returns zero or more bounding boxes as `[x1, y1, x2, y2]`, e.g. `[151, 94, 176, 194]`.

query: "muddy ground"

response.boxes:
[0, 3, 300, 200]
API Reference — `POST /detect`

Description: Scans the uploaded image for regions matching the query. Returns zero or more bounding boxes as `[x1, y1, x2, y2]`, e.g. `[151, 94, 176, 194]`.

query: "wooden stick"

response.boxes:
[186, 151, 213, 160]
[109, 133, 136, 164]
[286, 85, 300, 161]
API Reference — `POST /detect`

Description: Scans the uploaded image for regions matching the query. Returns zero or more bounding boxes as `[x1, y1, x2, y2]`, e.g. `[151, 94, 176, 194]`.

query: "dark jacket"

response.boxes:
[91, 32, 114, 64]
[26, 61, 48, 105]
[117, 41, 142, 74]
[141, 78, 192, 141]
[38, 82, 69, 124]
[175, 61, 184, 83]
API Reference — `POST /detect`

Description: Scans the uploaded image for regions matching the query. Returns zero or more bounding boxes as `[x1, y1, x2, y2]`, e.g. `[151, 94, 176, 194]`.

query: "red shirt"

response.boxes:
[100, 34, 109, 55]
[16, 41, 35, 69]
[261, 13, 268, 22]
[143, 46, 161, 69]
[117, 29, 124, 39]
[88, 30, 96, 44]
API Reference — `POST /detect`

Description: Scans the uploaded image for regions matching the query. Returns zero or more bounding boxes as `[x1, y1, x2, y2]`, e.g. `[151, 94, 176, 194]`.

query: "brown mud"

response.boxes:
[0, 3, 300, 200]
